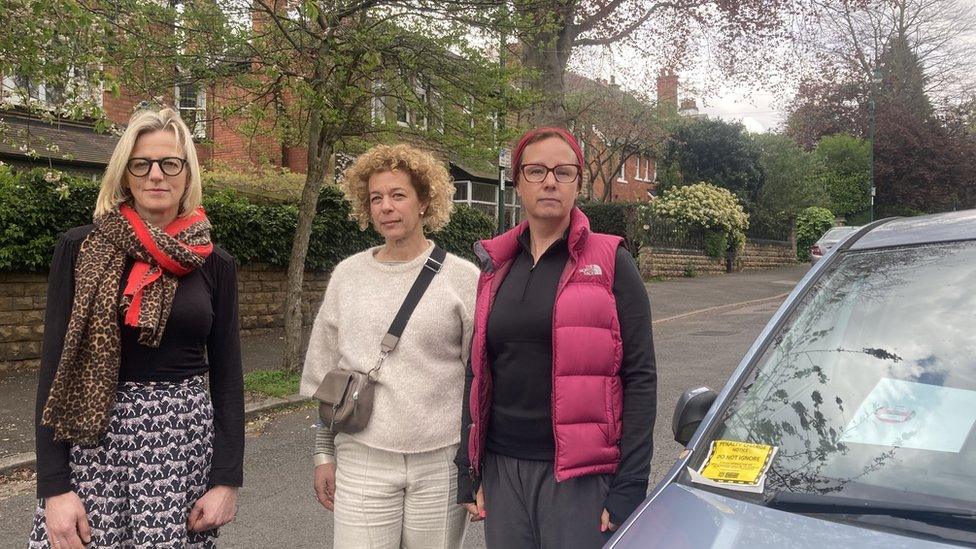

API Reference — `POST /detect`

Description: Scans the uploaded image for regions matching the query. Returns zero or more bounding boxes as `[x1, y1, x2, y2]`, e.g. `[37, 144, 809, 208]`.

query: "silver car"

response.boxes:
[609, 210, 976, 548]
[810, 226, 860, 265]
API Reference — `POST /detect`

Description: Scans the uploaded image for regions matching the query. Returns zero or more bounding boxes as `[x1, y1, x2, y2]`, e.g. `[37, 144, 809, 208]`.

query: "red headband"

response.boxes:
[511, 127, 585, 184]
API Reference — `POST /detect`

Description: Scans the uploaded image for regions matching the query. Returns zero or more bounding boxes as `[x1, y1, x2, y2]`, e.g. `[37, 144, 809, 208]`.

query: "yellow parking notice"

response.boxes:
[699, 440, 776, 486]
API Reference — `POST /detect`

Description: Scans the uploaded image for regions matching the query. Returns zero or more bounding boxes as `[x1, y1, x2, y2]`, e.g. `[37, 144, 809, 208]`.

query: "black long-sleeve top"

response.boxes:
[456, 229, 658, 525]
[35, 225, 245, 498]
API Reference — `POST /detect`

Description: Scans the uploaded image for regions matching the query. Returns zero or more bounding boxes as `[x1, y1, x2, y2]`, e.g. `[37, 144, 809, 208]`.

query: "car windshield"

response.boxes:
[692, 240, 976, 513]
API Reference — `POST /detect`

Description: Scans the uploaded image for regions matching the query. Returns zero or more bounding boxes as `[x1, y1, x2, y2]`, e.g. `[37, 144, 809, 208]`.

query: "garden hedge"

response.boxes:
[796, 206, 835, 261]
[0, 167, 493, 272]
[578, 200, 641, 255]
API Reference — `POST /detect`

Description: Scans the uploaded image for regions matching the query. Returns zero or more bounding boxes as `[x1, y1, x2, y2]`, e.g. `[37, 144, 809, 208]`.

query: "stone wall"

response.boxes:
[0, 273, 48, 371]
[237, 264, 330, 332]
[0, 264, 330, 372]
[638, 247, 726, 279]
[739, 240, 796, 271]
[638, 239, 796, 279]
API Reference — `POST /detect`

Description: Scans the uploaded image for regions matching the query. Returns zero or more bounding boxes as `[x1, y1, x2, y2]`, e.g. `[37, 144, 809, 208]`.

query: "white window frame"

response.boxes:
[452, 178, 522, 226]
[175, 83, 207, 139]
[634, 156, 648, 182]
[617, 159, 627, 183]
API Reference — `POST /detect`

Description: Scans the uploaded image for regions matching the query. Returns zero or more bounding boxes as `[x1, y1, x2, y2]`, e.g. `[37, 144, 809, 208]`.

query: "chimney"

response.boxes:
[656, 68, 678, 113]
[679, 98, 699, 117]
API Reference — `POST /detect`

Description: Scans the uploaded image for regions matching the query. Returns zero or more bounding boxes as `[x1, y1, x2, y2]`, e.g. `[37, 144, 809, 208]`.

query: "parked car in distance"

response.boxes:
[607, 210, 976, 549]
[810, 226, 860, 265]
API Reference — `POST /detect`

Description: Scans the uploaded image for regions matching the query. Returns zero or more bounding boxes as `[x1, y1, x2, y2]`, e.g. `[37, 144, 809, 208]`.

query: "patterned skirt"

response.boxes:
[29, 376, 217, 548]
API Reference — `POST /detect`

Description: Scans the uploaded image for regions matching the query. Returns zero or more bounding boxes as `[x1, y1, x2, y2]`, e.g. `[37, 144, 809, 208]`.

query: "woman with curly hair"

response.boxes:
[300, 143, 479, 549]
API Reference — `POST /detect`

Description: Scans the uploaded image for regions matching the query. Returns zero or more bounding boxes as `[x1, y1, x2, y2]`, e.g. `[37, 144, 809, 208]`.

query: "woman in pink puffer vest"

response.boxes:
[454, 127, 658, 549]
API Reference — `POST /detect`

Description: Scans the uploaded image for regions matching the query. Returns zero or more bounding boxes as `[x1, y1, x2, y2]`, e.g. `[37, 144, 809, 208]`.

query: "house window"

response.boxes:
[395, 88, 410, 127]
[371, 81, 386, 124]
[618, 161, 627, 182]
[175, 83, 206, 139]
[637, 156, 651, 181]
[2, 73, 65, 106]
[414, 83, 428, 131]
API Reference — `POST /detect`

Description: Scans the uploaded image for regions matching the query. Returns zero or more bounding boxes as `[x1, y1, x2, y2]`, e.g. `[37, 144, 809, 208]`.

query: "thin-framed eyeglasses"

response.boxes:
[126, 157, 187, 177]
[519, 163, 580, 184]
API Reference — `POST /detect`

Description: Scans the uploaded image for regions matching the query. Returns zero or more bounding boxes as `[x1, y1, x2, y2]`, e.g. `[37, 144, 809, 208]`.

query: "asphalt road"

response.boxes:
[0, 267, 806, 548]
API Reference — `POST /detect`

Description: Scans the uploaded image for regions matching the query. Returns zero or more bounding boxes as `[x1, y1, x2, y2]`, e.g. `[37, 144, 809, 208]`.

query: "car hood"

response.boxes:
[607, 484, 955, 549]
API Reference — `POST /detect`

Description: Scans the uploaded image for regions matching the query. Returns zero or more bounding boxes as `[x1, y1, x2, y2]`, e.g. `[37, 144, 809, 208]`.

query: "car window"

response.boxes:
[693, 240, 976, 511]
[820, 227, 857, 242]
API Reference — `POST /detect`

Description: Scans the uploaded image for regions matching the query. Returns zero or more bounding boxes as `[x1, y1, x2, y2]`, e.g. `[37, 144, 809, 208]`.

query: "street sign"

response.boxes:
[498, 147, 512, 169]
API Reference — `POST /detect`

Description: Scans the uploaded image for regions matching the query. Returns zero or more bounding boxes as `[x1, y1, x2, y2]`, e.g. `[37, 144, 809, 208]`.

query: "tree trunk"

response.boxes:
[516, 3, 575, 126]
[788, 217, 798, 260]
[282, 114, 333, 373]
[600, 173, 613, 202]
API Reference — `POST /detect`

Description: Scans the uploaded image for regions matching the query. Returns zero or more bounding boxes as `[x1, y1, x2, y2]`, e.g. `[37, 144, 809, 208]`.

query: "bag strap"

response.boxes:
[369, 246, 446, 378]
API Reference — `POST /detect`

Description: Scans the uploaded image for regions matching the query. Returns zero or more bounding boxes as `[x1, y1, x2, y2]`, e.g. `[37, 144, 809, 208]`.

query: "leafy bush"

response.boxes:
[703, 230, 728, 259]
[578, 201, 641, 254]
[0, 166, 100, 271]
[745, 206, 792, 242]
[814, 134, 870, 217]
[639, 182, 749, 254]
[796, 206, 835, 261]
[0, 167, 493, 271]
[429, 204, 494, 263]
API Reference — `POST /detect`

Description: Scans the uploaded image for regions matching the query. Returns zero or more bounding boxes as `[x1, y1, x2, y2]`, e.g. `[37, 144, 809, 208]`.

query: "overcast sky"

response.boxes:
[694, 84, 785, 133]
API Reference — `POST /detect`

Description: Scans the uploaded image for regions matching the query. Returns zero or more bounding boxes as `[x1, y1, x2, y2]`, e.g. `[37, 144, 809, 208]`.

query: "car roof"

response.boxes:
[849, 209, 976, 250]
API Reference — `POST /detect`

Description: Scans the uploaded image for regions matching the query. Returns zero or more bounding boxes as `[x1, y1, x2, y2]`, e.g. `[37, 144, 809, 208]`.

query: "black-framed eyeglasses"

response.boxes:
[519, 163, 580, 184]
[126, 157, 187, 177]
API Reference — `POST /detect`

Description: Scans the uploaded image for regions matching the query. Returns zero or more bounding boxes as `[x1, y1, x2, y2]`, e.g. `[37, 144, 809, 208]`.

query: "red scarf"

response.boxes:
[120, 204, 213, 334]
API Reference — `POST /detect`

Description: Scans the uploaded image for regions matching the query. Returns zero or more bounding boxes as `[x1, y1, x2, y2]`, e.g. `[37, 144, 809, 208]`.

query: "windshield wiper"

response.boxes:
[765, 491, 976, 520]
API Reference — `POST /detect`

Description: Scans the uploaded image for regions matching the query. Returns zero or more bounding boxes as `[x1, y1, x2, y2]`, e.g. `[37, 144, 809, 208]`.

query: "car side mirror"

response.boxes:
[672, 387, 717, 446]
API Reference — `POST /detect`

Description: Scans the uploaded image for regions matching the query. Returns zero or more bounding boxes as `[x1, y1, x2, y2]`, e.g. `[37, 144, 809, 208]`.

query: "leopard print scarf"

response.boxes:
[42, 203, 213, 445]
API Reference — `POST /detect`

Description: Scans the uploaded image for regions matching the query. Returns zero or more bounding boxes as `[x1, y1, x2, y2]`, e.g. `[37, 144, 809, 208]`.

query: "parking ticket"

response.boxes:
[689, 440, 778, 493]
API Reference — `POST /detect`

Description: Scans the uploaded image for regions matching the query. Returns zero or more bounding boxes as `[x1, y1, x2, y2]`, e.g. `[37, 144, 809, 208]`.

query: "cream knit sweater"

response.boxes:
[300, 241, 479, 456]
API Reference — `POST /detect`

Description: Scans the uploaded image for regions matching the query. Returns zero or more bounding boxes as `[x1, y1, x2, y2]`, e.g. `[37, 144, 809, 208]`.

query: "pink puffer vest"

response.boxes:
[468, 207, 624, 481]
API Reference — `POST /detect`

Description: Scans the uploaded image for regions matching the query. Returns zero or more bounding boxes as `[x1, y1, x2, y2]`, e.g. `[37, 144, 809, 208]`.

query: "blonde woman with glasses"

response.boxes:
[29, 108, 243, 548]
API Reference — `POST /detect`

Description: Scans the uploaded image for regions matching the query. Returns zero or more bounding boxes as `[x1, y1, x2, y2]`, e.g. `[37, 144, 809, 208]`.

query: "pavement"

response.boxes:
[0, 264, 810, 547]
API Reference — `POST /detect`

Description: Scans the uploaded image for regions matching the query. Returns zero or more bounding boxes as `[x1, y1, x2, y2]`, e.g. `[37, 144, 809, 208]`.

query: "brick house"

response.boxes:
[0, 61, 687, 217]
[565, 68, 682, 204]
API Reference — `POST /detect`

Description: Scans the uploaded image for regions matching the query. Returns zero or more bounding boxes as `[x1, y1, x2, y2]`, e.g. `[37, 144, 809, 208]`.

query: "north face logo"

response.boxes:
[579, 264, 603, 276]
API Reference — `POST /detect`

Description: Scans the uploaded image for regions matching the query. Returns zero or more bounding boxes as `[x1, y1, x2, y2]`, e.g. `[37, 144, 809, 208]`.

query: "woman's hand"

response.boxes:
[187, 485, 238, 532]
[462, 485, 486, 522]
[44, 491, 91, 549]
[600, 508, 619, 533]
[314, 463, 337, 511]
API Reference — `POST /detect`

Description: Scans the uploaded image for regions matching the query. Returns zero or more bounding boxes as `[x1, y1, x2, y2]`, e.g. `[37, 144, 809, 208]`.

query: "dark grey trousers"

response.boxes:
[482, 452, 613, 549]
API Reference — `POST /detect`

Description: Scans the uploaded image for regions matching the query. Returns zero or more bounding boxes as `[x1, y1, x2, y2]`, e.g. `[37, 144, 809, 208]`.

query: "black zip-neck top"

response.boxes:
[34, 225, 245, 498]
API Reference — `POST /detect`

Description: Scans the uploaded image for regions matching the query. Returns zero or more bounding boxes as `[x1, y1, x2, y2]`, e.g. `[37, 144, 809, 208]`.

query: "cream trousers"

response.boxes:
[333, 433, 468, 549]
